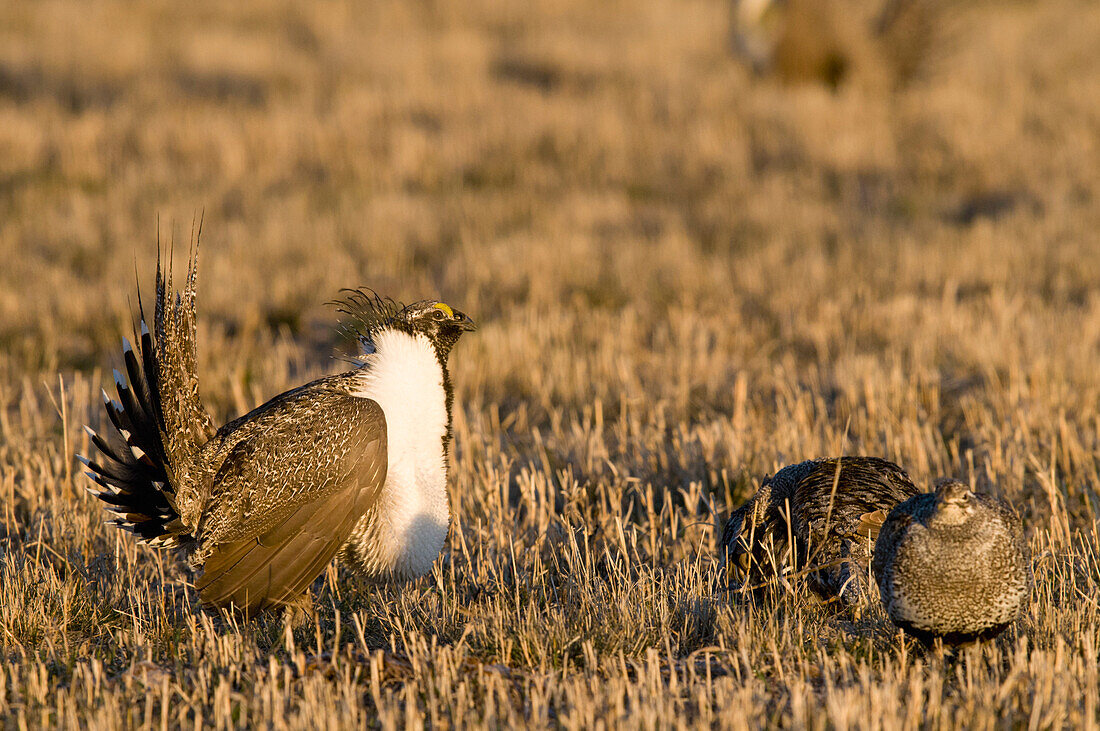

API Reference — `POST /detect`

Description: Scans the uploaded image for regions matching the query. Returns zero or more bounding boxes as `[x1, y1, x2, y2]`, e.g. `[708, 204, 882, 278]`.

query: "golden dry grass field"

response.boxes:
[2, 0, 1100, 727]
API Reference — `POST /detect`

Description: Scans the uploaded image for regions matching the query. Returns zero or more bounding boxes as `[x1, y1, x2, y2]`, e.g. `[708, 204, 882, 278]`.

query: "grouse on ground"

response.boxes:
[720, 456, 920, 606]
[872, 479, 1031, 643]
[81, 244, 475, 618]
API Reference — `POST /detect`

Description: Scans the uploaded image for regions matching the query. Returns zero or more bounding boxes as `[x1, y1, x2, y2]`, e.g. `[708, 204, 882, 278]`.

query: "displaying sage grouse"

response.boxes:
[720, 457, 920, 607]
[80, 248, 475, 618]
[872, 480, 1031, 643]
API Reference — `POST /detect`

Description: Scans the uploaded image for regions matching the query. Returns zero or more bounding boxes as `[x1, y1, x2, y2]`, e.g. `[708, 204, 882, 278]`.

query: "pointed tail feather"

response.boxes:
[82, 237, 214, 547]
[155, 232, 215, 473]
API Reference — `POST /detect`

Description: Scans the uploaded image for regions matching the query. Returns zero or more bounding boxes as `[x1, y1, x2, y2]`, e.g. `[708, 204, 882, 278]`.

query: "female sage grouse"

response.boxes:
[80, 247, 475, 618]
[720, 457, 920, 606]
[872, 480, 1031, 643]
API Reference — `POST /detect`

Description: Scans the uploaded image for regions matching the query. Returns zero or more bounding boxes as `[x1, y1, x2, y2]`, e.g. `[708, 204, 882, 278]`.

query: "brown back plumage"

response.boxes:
[195, 385, 387, 616]
[720, 457, 921, 606]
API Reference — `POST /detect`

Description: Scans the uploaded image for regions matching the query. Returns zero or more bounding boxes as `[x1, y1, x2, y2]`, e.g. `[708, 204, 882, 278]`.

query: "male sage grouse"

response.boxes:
[719, 457, 920, 607]
[872, 480, 1031, 643]
[80, 248, 475, 618]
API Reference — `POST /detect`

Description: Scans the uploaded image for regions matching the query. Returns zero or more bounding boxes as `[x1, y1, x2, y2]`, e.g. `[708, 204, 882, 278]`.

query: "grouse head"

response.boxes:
[333, 289, 476, 363]
[929, 479, 975, 526]
[403, 300, 477, 357]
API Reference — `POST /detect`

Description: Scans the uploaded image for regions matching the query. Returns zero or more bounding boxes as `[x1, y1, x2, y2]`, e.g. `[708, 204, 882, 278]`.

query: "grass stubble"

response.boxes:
[2, 0, 1100, 727]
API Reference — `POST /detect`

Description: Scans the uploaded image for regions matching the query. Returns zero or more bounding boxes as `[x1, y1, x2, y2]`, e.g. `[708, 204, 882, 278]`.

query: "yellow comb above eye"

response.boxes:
[433, 302, 454, 318]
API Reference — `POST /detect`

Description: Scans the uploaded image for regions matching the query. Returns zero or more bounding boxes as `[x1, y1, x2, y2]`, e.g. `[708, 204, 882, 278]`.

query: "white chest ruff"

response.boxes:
[344, 330, 451, 580]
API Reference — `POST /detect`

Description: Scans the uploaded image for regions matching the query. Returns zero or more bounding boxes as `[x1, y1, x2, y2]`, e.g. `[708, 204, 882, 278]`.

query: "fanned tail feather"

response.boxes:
[82, 231, 214, 548]
[81, 330, 188, 545]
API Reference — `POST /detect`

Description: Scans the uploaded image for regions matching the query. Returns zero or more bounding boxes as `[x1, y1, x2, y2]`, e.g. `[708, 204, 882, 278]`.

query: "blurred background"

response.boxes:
[1, 0, 1098, 496]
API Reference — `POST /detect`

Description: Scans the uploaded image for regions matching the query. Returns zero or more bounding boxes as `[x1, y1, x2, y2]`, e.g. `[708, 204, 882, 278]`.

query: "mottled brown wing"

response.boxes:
[791, 457, 920, 541]
[195, 394, 386, 617]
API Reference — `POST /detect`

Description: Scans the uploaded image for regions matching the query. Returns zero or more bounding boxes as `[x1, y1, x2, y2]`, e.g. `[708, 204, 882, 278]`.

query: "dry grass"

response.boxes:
[2, 0, 1100, 727]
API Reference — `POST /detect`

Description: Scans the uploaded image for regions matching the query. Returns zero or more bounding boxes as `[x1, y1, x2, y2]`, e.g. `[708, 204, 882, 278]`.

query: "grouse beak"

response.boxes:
[457, 312, 477, 332]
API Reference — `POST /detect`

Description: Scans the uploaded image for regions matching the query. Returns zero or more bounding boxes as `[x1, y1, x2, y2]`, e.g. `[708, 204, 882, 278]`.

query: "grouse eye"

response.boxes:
[432, 309, 445, 321]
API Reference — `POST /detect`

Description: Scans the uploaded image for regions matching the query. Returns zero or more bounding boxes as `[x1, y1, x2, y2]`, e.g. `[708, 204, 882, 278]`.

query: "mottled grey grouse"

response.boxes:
[872, 480, 1031, 643]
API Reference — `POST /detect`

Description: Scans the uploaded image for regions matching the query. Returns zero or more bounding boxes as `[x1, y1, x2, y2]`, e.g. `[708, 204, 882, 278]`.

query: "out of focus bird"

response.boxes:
[729, 0, 945, 89]
[872, 480, 1031, 643]
[80, 244, 475, 618]
[720, 457, 920, 607]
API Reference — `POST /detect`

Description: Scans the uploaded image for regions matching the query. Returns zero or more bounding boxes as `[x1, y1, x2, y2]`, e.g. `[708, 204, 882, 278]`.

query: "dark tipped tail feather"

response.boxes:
[81, 325, 189, 546]
[82, 241, 213, 548]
